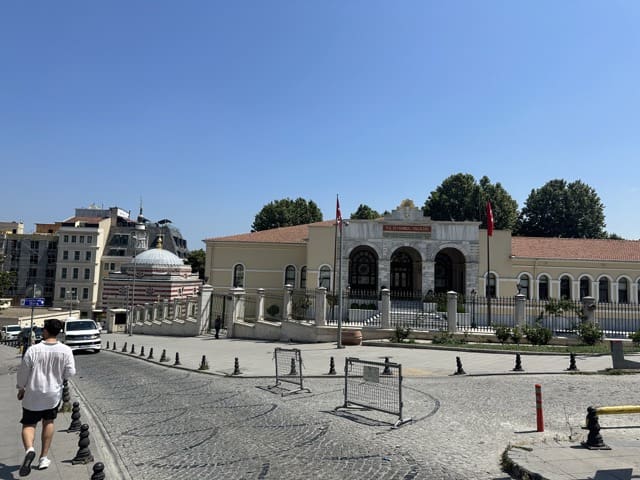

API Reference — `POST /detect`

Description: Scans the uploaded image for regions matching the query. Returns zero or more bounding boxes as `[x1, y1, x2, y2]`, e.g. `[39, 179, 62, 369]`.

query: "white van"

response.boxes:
[1, 324, 21, 341]
[62, 318, 101, 352]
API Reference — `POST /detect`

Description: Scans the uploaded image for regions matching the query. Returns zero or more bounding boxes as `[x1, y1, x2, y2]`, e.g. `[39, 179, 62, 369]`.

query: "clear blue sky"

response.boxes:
[2, 1, 640, 248]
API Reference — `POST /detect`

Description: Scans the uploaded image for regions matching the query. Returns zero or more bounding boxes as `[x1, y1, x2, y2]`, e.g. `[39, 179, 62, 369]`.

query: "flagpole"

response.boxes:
[487, 230, 491, 326]
[335, 194, 344, 349]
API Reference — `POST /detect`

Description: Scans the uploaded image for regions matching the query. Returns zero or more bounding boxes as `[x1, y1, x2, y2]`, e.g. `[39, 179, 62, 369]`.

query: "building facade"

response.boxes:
[204, 205, 640, 304]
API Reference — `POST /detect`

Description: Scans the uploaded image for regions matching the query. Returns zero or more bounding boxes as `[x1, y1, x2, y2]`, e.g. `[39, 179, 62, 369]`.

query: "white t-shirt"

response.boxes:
[16, 341, 76, 411]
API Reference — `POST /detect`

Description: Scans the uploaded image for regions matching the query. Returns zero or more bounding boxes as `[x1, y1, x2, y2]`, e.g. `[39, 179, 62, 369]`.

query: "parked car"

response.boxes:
[19, 326, 43, 345]
[61, 318, 101, 352]
[1, 325, 22, 341]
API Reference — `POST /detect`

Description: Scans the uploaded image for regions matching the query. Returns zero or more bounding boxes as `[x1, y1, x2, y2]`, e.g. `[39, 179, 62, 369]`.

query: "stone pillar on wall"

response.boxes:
[514, 294, 526, 328]
[315, 287, 327, 326]
[582, 296, 596, 324]
[381, 288, 390, 329]
[447, 291, 458, 333]
[229, 287, 245, 338]
[284, 284, 294, 321]
[256, 288, 265, 323]
[198, 284, 213, 333]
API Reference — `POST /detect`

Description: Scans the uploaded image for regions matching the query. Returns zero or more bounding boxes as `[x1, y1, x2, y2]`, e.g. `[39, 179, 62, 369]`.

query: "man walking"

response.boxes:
[16, 319, 76, 476]
[214, 315, 222, 339]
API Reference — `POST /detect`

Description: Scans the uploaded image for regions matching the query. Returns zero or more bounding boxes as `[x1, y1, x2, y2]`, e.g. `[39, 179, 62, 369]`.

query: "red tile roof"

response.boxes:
[511, 237, 640, 261]
[206, 221, 336, 243]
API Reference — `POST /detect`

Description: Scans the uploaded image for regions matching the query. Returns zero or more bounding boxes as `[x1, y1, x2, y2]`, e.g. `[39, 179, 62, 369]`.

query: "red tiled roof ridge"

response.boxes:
[205, 220, 336, 243]
[511, 236, 640, 261]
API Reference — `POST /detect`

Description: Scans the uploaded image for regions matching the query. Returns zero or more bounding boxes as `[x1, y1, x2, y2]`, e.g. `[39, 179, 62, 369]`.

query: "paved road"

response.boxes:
[72, 351, 640, 480]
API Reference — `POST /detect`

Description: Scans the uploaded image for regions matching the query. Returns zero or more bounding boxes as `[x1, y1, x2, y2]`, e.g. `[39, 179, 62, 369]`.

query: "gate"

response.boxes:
[335, 357, 411, 428]
[269, 347, 311, 396]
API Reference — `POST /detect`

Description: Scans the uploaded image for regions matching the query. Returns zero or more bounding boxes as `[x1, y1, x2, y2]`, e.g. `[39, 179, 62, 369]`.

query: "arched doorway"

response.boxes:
[390, 247, 422, 298]
[348, 246, 378, 296]
[434, 248, 466, 294]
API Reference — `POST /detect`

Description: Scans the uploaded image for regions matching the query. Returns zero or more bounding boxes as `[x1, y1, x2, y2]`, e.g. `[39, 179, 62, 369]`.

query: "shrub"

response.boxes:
[629, 329, 640, 346]
[494, 325, 511, 344]
[577, 321, 602, 346]
[523, 323, 552, 346]
[510, 326, 523, 345]
[350, 302, 360, 309]
[266, 304, 280, 317]
[391, 326, 412, 343]
[432, 330, 467, 345]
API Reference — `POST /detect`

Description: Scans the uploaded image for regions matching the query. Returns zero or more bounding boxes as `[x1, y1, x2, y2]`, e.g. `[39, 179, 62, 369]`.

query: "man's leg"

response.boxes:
[40, 419, 55, 458]
[21, 424, 36, 451]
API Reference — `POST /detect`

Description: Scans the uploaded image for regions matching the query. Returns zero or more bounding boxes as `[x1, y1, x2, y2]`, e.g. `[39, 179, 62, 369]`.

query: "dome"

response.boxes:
[134, 248, 184, 266]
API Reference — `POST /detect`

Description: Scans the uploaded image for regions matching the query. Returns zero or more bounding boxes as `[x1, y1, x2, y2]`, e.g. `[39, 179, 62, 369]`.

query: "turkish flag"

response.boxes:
[336, 196, 342, 227]
[486, 201, 494, 236]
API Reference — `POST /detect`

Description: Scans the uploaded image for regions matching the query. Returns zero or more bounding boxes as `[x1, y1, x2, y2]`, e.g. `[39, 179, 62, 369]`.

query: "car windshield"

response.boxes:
[66, 321, 97, 331]
[7, 326, 21, 332]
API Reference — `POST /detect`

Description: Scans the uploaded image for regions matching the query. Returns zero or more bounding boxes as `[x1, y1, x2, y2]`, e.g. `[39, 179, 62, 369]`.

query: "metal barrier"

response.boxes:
[269, 348, 311, 396]
[335, 357, 411, 428]
[582, 405, 640, 450]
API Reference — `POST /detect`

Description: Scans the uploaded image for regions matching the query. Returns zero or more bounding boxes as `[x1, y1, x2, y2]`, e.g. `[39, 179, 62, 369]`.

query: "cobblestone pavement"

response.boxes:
[73, 352, 640, 480]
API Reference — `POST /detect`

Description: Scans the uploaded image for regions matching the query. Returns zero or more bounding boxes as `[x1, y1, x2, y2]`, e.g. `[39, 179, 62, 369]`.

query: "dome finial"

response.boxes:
[157, 236, 163, 249]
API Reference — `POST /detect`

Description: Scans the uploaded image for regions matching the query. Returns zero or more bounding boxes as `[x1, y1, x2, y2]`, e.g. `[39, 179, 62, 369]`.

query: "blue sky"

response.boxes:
[2, 1, 640, 247]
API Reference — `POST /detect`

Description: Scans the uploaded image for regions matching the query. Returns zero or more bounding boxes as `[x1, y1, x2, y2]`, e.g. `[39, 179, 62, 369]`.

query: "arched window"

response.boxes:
[560, 276, 571, 299]
[233, 264, 244, 288]
[284, 265, 296, 286]
[486, 273, 496, 298]
[319, 266, 331, 290]
[538, 275, 549, 300]
[300, 266, 307, 289]
[518, 274, 530, 299]
[618, 278, 628, 303]
[579, 277, 591, 299]
[349, 248, 378, 292]
[598, 278, 610, 303]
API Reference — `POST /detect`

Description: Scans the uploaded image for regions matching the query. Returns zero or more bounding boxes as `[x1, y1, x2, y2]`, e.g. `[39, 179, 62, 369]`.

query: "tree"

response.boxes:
[252, 198, 323, 232]
[0, 271, 16, 297]
[423, 173, 518, 230]
[186, 249, 206, 279]
[516, 179, 606, 238]
[350, 204, 381, 220]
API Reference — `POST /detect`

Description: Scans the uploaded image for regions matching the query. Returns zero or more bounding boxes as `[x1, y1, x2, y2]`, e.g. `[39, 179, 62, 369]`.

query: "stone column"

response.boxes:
[381, 288, 390, 329]
[284, 284, 294, 321]
[447, 291, 458, 333]
[514, 293, 526, 328]
[315, 287, 327, 326]
[256, 288, 265, 323]
[198, 284, 213, 333]
[582, 296, 596, 323]
[229, 287, 245, 337]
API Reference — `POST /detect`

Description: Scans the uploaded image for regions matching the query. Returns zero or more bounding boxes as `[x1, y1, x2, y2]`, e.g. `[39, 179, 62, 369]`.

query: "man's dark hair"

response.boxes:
[44, 319, 63, 336]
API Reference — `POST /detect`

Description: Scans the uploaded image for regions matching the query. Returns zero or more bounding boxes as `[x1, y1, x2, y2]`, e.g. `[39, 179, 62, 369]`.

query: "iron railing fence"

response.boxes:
[592, 302, 640, 336]
[291, 289, 316, 321]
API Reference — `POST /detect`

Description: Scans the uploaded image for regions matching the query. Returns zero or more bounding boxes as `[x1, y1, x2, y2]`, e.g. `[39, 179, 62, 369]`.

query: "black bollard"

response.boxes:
[287, 357, 297, 375]
[382, 357, 392, 375]
[59, 379, 71, 412]
[148, 347, 154, 360]
[328, 356, 336, 375]
[139, 346, 145, 357]
[454, 356, 466, 375]
[582, 406, 610, 450]
[71, 424, 94, 465]
[232, 357, 241, 375]
[513, 353, 524, 372]
[567, 352, 579, 371]
[198, 355, 209, 370]
[112, 341, 116, 351]
[121, 342, 127, 353]
[91, 462, 106, 480]
[130, 343, 136, 354]
[174, 352, 182, 366]
[68, 401, 82, 432]
[159, 349, 169, 362]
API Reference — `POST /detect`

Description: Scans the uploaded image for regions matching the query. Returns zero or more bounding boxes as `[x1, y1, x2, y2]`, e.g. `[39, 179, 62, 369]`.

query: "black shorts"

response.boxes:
[20, 403, 60, 425]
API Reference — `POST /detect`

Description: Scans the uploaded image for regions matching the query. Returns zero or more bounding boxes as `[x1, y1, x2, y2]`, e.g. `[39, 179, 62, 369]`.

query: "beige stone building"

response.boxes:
[205, 205, 640, 305]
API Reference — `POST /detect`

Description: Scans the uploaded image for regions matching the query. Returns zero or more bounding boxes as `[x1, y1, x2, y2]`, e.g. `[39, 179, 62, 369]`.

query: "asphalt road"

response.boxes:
[72, 352, 640, 480]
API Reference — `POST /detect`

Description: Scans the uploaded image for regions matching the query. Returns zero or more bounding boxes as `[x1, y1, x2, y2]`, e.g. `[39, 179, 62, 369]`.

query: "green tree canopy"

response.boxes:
[516, 179, 606, 238]
[0, 271, 16, 297]
[186, 249, 206, 279]
[252, 197, 323, 232]
[423, 173, 518, 230]
[350, 204, 381, 220]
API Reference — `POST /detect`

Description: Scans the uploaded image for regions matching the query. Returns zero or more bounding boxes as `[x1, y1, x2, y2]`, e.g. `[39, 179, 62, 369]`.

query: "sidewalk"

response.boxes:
[0, 346, 125, 480]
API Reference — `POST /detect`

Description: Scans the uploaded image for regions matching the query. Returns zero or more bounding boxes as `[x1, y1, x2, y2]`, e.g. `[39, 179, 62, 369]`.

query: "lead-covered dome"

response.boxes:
[134, 248, 184, 266]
